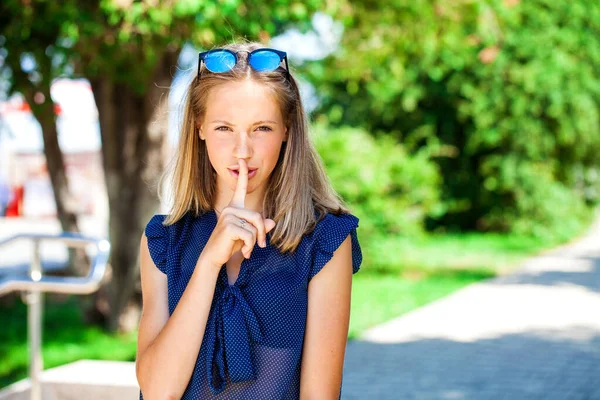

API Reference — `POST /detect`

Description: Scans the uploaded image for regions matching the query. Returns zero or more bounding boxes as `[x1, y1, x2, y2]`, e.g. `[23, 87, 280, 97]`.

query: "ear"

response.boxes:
[197, 124, 204, 140]
[283, 127, 288, 142]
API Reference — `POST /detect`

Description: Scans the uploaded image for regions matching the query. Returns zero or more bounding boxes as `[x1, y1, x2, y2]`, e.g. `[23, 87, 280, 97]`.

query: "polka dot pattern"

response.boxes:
[140, 209, 362, 399]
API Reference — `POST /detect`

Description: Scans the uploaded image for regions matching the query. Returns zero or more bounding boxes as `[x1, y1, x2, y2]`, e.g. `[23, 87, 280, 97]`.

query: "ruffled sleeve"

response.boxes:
[309, 212, 363, 282]
[144, 214, 169, 275]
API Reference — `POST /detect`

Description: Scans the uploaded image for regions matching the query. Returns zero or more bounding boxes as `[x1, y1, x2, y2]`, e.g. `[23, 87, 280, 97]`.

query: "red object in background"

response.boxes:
[5, 185, 24, 217]
[1, 101, 62, 115]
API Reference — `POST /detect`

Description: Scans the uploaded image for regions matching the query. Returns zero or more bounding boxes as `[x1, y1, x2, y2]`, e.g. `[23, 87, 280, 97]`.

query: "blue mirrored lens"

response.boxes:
[249, 51, 281, 72]
[204, 51, 236, 73]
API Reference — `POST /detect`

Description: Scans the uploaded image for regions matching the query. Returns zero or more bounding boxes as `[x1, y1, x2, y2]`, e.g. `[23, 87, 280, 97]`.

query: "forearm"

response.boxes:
[137, 257, 221, 399]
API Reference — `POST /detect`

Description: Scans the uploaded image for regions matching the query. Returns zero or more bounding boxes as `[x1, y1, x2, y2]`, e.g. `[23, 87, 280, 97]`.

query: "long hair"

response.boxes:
[159, 41, 352, 253]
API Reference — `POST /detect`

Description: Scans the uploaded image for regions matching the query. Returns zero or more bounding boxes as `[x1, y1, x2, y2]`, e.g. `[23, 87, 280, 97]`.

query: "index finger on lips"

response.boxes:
[229, 158, 248, 208]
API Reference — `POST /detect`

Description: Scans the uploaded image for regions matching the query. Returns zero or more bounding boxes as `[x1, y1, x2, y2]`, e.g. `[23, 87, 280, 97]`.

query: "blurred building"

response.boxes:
[0, 79, 107, 219]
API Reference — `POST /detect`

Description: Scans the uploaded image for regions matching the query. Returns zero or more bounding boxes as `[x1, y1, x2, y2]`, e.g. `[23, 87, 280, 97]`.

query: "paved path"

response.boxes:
[342, 217, 600, 399]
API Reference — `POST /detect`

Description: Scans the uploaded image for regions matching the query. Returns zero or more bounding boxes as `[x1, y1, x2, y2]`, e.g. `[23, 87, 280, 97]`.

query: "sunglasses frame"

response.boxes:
[198, 47, 290, 80]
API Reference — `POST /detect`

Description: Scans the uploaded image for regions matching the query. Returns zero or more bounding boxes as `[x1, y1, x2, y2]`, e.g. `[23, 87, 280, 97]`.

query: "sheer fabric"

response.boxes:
[140, 209, 362, 399]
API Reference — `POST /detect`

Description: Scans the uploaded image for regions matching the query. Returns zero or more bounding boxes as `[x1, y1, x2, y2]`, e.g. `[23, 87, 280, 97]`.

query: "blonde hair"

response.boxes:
[160, 41, 352, 253]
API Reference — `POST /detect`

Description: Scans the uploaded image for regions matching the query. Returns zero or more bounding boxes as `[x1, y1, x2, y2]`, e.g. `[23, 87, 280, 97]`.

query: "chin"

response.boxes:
[230, 176, 256, 190]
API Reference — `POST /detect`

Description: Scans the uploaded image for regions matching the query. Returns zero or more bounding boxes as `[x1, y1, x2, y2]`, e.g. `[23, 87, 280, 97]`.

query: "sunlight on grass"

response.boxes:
[344, 230, 571, 338]
[363, 231, 561, 277]
[0, 296, 138, 389]
[348, 271, 489, 339]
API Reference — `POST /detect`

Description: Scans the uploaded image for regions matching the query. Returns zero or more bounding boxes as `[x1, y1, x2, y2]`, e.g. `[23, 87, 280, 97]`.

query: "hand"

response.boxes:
[200, 159, 277, 269]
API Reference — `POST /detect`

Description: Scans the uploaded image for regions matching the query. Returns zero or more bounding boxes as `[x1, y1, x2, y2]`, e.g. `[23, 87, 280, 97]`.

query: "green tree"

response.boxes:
[304, 0, 600, 237]
[1, 0, 332, 331]
[1, 2, 88, 276]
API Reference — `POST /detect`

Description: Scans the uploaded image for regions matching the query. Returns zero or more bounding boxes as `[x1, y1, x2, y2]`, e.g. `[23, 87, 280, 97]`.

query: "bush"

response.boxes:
[312, 124, 443, 237]
[479, 155, 591, 241]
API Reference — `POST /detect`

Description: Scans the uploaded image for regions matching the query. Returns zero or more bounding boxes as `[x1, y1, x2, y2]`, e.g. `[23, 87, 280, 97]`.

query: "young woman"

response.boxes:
[135, 41, 362, 399]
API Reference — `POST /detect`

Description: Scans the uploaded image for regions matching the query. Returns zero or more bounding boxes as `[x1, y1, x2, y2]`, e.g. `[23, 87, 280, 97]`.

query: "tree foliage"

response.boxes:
[1, 0, 331, 331]
[305, 0, 600, 238]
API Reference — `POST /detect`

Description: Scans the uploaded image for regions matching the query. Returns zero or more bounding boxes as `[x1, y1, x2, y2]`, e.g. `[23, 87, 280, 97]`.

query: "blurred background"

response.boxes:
[1, 0, 599, 398]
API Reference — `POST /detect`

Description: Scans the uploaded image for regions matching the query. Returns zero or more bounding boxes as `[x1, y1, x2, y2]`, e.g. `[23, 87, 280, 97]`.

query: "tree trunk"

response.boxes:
[23, 87, 89, 277]
[90, 48, 179, 332]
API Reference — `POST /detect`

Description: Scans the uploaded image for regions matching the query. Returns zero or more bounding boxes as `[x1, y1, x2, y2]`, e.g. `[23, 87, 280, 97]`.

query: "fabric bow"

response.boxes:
[206, 284, 263, 394]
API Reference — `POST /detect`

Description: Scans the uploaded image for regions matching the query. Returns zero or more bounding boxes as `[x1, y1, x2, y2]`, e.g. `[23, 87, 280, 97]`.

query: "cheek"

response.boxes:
[205, 138, 230, 163]
[260, 140, 285, 165]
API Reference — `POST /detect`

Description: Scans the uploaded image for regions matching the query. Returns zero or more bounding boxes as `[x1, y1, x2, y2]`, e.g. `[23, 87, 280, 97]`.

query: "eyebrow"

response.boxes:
[209, 120, 278, 125]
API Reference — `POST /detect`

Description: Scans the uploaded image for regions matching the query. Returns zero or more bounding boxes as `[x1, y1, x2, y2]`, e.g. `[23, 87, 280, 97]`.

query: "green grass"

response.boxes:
[0, 295, 138, 389]
[363, 231, 564, 276]
[0, 227, 585, 389]
[348, 271, 492, 339]
[346, 230, 573, 339]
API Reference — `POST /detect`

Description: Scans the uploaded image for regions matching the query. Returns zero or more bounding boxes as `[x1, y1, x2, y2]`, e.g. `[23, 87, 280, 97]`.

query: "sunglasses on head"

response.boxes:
[198, 48, 290, 80]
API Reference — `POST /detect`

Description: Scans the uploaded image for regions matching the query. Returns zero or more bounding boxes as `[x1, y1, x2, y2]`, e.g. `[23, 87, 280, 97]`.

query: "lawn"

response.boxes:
[0, 294, 138, 389]
[0, 228, 580, 389]
[347, 231, 567, 338]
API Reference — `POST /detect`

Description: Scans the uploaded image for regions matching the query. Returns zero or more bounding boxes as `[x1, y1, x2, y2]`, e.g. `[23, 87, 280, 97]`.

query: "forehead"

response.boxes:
[205, 80, 282, 121]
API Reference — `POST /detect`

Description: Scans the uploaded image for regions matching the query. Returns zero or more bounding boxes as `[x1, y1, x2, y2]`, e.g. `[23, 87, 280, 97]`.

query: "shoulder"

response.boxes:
[314, 211, 359, 235]
[145, 214, 168, 237]
[143, 212, 199, 273]
[307, 210, 362, 282]
[143, 214, 170, 274]
[144, 211, 207, 241]
[310, 211, 360, 251]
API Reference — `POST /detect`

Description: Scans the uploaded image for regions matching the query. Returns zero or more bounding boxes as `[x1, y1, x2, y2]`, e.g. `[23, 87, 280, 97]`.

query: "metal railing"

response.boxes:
[0, 233, 111, 400]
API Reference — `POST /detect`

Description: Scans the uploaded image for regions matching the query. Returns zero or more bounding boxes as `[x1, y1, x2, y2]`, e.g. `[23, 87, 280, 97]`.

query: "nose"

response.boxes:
[233, 131, 253, 160]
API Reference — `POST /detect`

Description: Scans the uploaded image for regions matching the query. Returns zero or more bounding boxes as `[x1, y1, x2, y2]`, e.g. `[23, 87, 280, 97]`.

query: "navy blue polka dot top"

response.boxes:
[140, 208, 362, 399]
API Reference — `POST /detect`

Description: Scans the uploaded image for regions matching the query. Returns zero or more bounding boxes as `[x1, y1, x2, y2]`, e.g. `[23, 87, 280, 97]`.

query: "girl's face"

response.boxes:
[200, 79, 288, 203]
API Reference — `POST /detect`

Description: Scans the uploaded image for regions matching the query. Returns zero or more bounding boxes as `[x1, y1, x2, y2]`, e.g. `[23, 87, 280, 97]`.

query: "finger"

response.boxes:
[225, 214, 257, 256]
[227, 222, 253, 258]
[240, 224, 257, 257]
[264, 219, 276, 234]
[223, 207, 267, 247]
[229, 158, 248, 208]
[234, 224, 256, 259]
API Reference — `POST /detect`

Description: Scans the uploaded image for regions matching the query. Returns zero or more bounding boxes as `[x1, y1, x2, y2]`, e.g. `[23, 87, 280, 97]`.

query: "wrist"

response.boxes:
[196, 254, 223, 274]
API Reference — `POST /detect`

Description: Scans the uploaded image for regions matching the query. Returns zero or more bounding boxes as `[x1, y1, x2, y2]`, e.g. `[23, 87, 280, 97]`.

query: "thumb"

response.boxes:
[264, 218, 276, 233]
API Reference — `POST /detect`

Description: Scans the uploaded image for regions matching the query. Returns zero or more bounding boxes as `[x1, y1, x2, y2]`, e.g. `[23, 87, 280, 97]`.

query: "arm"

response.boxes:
[135, 233, 221, 400]
[300, 235, 353, 400]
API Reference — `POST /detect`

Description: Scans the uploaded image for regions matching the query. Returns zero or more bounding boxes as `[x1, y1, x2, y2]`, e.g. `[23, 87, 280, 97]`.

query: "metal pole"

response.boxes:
[0, 233, 110, 397]
[27, 239, 43, 400]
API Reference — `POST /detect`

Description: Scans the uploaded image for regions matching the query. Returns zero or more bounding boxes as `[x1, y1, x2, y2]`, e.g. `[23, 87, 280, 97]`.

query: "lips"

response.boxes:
[229, 166, 258, 172]
[229, 168, 258, 179]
